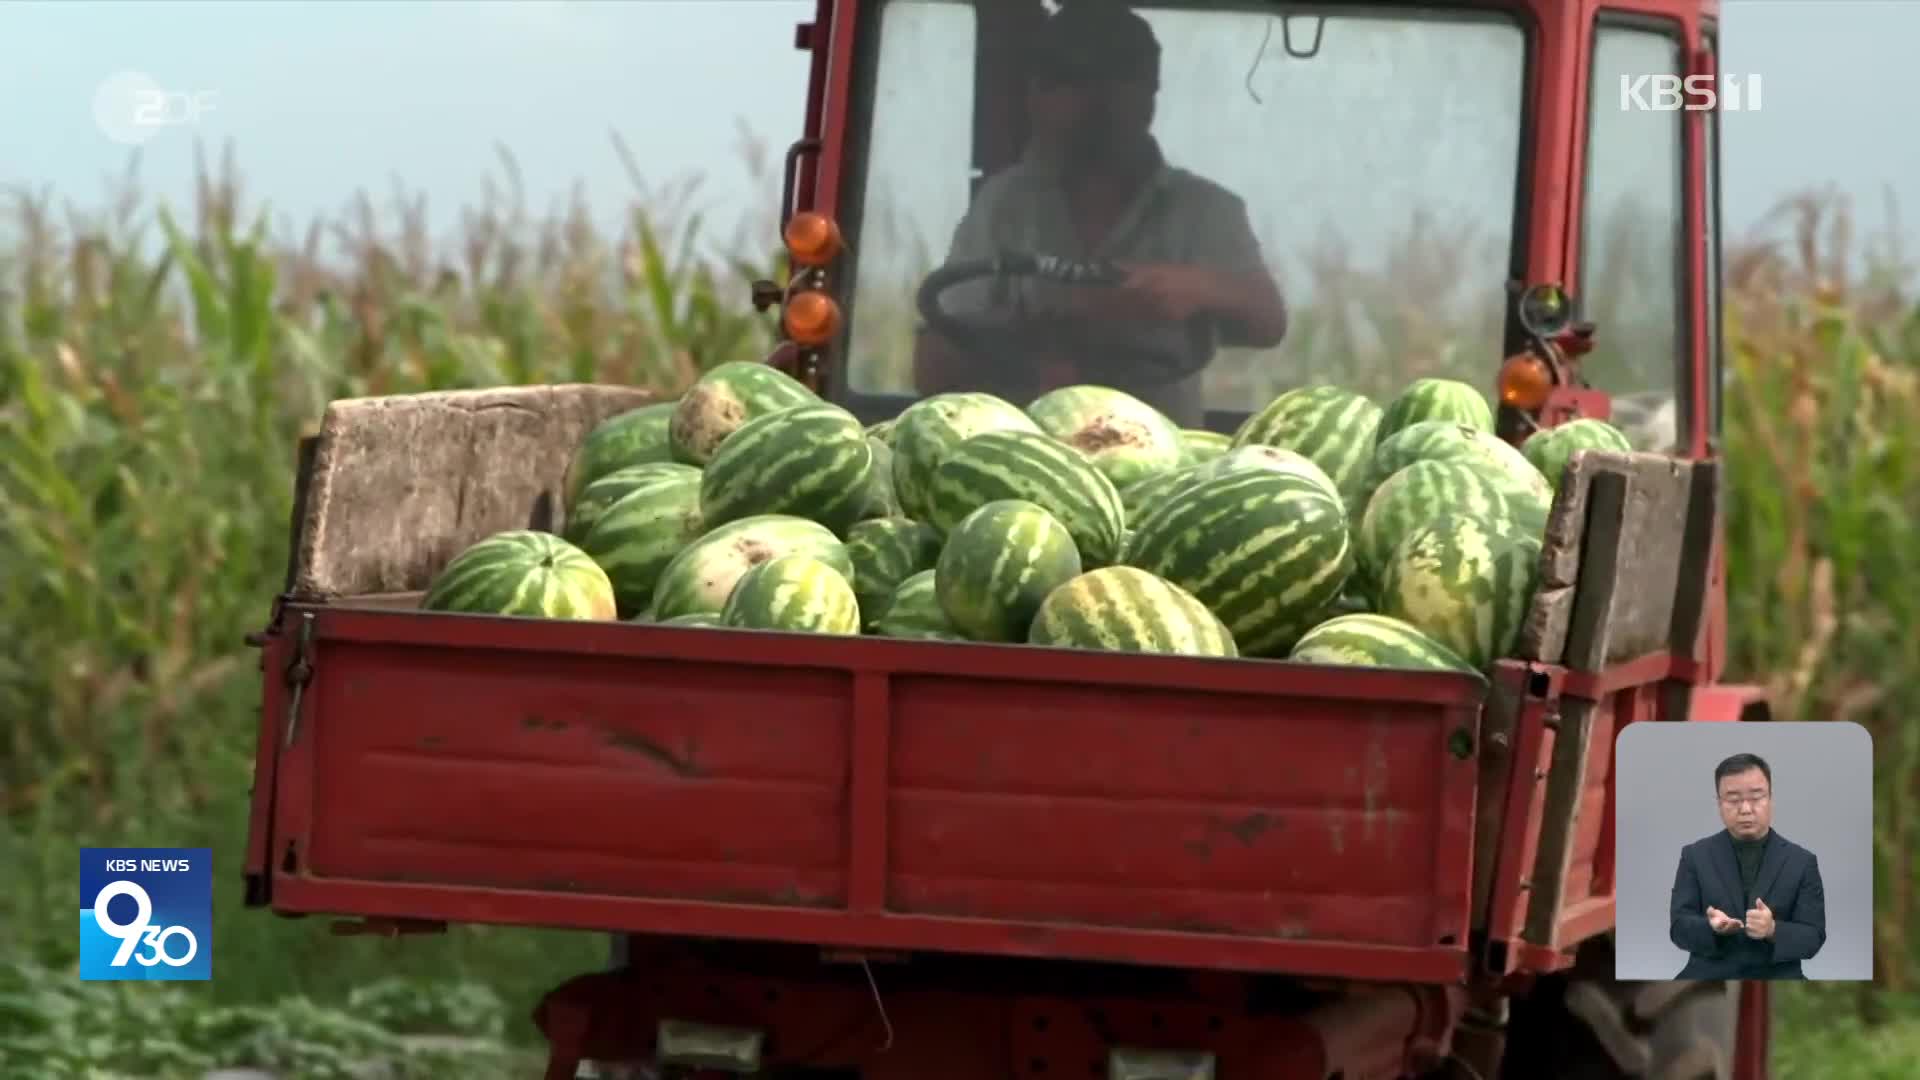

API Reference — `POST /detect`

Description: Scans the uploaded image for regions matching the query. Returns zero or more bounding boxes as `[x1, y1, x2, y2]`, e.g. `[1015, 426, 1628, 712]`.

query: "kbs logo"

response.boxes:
[1619, 73, 1762, 112]
[79, 847, 212, 980]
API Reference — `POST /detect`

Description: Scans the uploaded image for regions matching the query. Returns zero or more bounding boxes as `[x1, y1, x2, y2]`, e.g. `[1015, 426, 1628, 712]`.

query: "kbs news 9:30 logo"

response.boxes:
[79, 847, 212, 980]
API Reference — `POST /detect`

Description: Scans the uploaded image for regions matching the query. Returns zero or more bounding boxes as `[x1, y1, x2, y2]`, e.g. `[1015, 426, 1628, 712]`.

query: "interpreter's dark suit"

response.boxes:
[1669, 828, 1826, 980]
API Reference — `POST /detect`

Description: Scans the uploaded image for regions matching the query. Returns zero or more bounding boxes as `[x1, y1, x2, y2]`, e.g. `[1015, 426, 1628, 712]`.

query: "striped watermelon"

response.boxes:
[858, 437, 902, 520]
[564, 461, 701, 545]
[1026, 384, 1184, 490]
[873, 570, 967, 641]
[1180, 428, 1231, 464]
[1287, 613, 1481, 677]
[924, 430, 1126, 567]
[564, 401, 678, 506]
[668, 361, 817, 465]
[1119, 462, 1207, 523]
[699, 402, 873, 535]
[865, 417, 899, 446]
[1374, 378, 1494, 446]
[1231, 385, 1383, 497]
[658, 611, 724, 628]
[889, 392, 1041, 521]
[577, 468, 706, 618]
[650, 514, 851, 620]
[1357, 460, 1514, 590]
[1361, 421, 1553, 535]
[1028, 566, 1237, 657]
[1201, 445, 1342, 504]
[935, 499, 1083, 642]
[845, 517, 942, 627]
[421, 530, 616, 620]
[1123, 470, 1352, 657]
[720, 554, 861, 634]
[1376, 515, 1538, 669]
[1522, 417, 1634, 492]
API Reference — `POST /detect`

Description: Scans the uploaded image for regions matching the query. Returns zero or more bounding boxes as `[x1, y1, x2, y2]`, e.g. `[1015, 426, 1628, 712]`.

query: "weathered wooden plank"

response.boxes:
[1517, 450, 1702, 667]
[289, 384, 659, 601]
[1522, 473, 1631, 946]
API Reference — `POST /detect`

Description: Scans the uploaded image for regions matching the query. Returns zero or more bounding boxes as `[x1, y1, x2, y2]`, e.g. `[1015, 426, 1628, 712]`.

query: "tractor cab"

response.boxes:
[771, 0, 1721, 459]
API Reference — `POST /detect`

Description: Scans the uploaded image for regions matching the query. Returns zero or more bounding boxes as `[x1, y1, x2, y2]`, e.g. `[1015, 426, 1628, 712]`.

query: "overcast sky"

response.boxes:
[3, 0, 1916, 261]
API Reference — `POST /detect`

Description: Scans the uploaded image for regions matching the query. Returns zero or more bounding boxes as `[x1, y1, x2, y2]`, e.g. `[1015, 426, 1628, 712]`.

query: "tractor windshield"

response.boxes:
[836, 0, 1529, 430]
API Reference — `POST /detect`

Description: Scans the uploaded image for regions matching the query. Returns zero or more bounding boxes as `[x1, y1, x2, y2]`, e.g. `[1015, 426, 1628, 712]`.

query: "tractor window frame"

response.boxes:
[1702, 21, 1723, 445]
[1578, 10, 1692, 453]
[823, 0, 1544, 429]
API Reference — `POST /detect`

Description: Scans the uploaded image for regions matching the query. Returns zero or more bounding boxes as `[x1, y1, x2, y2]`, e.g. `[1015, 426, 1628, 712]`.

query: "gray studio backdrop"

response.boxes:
[1613, 720, 1874, 980]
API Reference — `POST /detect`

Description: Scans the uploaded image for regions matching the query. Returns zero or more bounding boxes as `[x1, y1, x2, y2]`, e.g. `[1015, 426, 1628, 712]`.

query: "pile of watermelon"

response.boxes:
[419, 360, 1633, 680]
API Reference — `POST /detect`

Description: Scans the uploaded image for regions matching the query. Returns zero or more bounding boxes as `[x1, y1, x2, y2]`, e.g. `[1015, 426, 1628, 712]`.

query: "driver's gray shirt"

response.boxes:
[937, 146, 1274, 428]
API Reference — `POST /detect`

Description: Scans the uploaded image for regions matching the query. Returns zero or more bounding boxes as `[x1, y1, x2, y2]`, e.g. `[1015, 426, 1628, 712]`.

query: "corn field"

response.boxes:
[1, 147, 1917, 1076]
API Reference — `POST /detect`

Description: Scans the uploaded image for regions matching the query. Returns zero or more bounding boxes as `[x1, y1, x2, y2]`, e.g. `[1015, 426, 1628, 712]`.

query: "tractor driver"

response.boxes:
[910, 0, 1288, 428]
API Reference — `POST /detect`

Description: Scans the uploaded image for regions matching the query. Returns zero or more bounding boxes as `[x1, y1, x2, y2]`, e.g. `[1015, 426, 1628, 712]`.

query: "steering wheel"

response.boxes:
[914, 252, 1212, 388]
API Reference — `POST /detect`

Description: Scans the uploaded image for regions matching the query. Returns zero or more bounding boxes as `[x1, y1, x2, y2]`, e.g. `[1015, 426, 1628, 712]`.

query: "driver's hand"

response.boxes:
[1115, 262, 1225, 321]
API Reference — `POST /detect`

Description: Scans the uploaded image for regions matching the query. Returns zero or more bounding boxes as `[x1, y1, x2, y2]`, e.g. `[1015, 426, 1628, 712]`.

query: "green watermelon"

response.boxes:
[658, 611, 724, 628]
[699, 402, 873, 535]
[865, 417, 899, 446]
[577, 468, 706, 618]
[889, 392, 1041, 521]
[1179, 428, 1231, 464]
[421, 530, 616, 620]
[845, 517, 942, 627]
[668, 361, 817, 465]
[858, 437, 902, 520]
[1119, 462, 1208, 524]
[1376, 515, 1538, 669]
[1361, 421, 1552, 534]
[1201, 444, 1343, 504]
[565, 401, 677, 505]
[1123, 470, 1352, 657]
[924, 430, 1126, 567]
[1374, 378, 1495, 446]
[1028, 566, 1237, 657]
[935, 499, 1083, 642]
[650, 514, 851, 620]
[1025, 384, 1184, 490]
[564, 462, 701, 545]
[1231, 385, 1383, 497]
[1356, 460, 1514, 590]
[873, 570, 966, 641]
[1522, 417, 1634, 492]
[1287, 613, 1481, 677]
[719, 553, 861, 634]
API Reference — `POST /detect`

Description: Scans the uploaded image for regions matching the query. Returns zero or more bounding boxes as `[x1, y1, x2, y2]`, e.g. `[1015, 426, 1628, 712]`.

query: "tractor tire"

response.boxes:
[1499, 938, 1738, 1079]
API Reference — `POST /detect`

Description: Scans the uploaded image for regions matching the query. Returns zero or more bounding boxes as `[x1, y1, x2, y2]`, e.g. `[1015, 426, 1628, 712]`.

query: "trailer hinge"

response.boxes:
[281, 612, 317, 749]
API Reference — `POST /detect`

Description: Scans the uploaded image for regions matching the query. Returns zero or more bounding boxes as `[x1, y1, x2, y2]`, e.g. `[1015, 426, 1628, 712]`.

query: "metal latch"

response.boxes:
[655, 1020, 764, 1073]
[1109, 1048, 1216, 1080]
[281, 612, 316, 749]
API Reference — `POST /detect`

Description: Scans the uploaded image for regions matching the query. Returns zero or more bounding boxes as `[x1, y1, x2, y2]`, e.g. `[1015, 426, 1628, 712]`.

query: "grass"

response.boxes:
[2, 143, 1917, 1076]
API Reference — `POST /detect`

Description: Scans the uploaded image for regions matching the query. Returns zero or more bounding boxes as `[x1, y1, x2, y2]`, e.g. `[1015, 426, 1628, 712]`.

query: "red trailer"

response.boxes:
[243, 0, 1772, 1076]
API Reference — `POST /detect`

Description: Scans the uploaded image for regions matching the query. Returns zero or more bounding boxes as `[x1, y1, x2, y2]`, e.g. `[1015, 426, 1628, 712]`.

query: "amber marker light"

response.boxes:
[783, 289, 843, 347]
[1498, 353, 1554, 410]
[783, 212, 844, 268]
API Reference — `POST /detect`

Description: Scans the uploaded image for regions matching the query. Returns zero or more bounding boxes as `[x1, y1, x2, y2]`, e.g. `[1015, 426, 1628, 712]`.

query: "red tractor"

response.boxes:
[243, 0, 1774, 1075]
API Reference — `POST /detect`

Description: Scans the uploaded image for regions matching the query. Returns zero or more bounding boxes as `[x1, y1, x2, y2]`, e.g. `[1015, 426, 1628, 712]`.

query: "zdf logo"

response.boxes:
[1619, 73, 1763, 112]
[92, 70, 218, 147]
[91, 880, 199, 968]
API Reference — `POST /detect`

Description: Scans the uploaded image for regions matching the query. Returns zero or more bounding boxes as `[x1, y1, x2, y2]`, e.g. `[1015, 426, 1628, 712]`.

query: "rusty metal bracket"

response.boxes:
[281, 612, 316, 749]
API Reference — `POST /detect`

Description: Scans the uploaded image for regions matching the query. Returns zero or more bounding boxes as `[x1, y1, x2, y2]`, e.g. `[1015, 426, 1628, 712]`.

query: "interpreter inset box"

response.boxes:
[1613, 721, 1873, 981]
